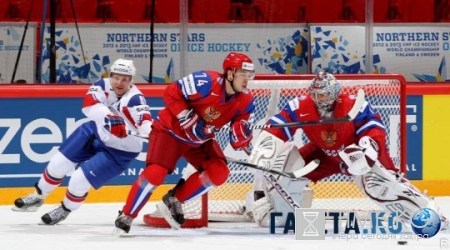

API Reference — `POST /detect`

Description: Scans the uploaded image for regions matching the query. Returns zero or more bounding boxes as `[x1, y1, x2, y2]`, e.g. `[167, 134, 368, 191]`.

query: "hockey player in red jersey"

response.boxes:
[247, 72, 449, 230]
[12, 59, 152, 225]
[114, 52, 256, 233]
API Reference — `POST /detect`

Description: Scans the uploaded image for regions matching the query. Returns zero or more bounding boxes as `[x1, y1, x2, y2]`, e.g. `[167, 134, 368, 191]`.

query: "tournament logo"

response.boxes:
[321, 129, 337, 147]
[203, 107, 221, 122]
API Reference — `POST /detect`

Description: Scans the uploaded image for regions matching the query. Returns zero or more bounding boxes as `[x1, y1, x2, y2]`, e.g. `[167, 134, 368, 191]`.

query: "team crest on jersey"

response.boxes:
[203, 107, 221, 122]
[321, 129, 337, 147]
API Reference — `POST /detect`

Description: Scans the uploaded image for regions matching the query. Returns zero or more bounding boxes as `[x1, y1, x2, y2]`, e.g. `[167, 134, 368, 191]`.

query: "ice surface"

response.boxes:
[2, 198, 450, 250]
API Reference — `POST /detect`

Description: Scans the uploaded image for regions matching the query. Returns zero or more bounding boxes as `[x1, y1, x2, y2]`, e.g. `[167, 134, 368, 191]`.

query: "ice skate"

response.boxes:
[41, 203, 71, 225]
[156, 189, 185, 229]
[113, 210, 133, 236]
[12, 183, 44, 212]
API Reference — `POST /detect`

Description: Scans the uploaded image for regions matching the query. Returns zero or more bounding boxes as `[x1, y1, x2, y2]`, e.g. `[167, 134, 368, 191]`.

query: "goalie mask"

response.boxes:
[308, 72, 341, 112]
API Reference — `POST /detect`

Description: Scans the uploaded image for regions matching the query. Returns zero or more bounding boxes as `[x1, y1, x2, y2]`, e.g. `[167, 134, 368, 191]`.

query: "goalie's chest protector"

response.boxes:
[300, 95, 358, 155]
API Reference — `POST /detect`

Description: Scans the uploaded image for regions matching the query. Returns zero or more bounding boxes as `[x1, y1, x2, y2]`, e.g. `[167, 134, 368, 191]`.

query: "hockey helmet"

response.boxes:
[222, 52, 255, 75]
[308, 72, 341, 111]
[110, 58, 136, 77]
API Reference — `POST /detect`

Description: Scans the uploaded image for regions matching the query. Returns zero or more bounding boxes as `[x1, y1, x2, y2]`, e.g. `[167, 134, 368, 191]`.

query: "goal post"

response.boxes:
[144, 73, 407, 228]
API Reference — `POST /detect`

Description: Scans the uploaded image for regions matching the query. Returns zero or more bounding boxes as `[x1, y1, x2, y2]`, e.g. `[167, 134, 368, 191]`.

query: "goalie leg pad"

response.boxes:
[248, 131, 312, 227]
[355, 163, 445, 223]
[268, 176, 309, 213]
[252, 175, 309, 227]
[252, 196, 273, 227]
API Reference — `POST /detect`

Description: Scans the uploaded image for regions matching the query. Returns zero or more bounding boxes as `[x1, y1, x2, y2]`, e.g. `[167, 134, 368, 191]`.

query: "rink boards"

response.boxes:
[1, 84, 450, 204]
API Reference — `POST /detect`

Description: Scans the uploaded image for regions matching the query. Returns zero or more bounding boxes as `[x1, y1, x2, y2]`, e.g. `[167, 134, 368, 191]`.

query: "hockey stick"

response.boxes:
[130, 89, 365, 139]
[129, 130, 148, 139]
[226, 157, 320, 179]
[214, 88, 365, 133]
[262, 172, 302, 210]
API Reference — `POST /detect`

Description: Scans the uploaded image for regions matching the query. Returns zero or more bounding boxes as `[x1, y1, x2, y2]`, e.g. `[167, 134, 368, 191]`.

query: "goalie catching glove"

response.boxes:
[339, 136, 379, 176]
[103, 114, 128, 138]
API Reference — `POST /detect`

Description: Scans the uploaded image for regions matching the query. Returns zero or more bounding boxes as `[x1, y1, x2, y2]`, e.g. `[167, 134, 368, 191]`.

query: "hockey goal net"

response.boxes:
[144, 74, 407, 228]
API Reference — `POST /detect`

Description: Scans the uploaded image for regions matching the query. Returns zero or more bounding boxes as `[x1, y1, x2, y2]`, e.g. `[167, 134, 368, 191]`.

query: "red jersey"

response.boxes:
[265, 93, 396, 174]
[157, 70, 255, 144]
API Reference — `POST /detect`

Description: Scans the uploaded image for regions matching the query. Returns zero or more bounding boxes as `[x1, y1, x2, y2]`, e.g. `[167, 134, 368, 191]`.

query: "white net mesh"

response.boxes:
[145, 74, 406, 227]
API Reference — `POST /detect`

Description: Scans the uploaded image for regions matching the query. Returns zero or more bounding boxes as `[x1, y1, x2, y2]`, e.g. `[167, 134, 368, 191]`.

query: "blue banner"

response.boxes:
[0, 97, 185, 187]
[406, 96, 423, 180]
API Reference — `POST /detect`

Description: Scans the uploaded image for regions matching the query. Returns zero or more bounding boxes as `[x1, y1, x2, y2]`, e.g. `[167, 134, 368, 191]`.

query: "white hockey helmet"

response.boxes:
[308, 72, 341, 111]
[110, 58, 136, 77]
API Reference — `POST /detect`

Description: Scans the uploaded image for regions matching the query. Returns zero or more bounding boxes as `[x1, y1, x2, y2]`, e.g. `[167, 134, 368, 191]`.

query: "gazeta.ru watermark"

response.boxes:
[269, 207, 443, 241]
[295, 208, 442, 240]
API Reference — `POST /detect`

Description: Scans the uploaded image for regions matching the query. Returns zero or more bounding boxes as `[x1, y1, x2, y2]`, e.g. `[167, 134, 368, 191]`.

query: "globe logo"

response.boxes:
[410, 208, 441, 238]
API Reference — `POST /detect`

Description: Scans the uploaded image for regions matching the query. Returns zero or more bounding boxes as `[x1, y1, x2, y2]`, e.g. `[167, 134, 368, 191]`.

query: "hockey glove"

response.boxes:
[137, 120, 152, 137]
[230, 120, 252, 150]
[104, 114, 127, 138]
[179, 109, 211, 142]
[358, 136, 379, 163]
[339, 144, 371, 175]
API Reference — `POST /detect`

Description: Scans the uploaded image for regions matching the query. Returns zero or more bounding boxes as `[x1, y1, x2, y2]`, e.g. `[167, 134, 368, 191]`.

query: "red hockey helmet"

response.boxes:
[222, 52, 255, 73]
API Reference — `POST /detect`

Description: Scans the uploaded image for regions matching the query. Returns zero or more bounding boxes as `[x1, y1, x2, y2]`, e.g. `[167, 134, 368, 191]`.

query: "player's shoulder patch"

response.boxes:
[128, 93, 147, 106]
[287, 97, 300, 111]
[190, 70, 213, 89]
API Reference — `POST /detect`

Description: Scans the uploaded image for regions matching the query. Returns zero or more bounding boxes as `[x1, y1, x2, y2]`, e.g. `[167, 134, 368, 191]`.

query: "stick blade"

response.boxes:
[347, 89, 365, 120]
[291, 159, 320, 178]
[129, 131, 149, 139]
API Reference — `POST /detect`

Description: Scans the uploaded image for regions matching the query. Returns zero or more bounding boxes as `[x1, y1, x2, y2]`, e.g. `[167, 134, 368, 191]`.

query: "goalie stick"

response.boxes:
[130, 89, 364, 139]
[262, 172, 302, 210]
[215, 88, 365, 132]
[226, 157, 320, 179]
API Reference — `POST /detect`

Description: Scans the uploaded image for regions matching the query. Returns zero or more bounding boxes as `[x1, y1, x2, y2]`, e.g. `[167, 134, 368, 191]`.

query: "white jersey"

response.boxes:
[82, 78, 152, 153]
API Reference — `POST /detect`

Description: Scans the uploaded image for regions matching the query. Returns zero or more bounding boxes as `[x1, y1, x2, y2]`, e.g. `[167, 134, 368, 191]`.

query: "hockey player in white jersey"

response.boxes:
[12, 58, 152, 225]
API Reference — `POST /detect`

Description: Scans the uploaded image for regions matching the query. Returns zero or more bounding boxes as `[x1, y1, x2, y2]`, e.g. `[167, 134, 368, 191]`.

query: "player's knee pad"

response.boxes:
[47, 151, 78, 178]
[142, 164, 168, 186]
[203, 158, 229, 186]
[355, 163, 434, 221]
